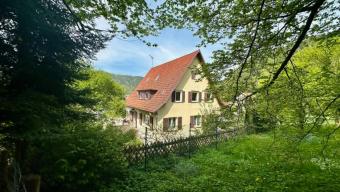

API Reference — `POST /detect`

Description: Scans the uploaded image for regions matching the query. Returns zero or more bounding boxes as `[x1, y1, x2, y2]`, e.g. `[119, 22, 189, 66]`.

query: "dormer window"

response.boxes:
[139, 91, 149, 100]
[138, 90, 157, 100]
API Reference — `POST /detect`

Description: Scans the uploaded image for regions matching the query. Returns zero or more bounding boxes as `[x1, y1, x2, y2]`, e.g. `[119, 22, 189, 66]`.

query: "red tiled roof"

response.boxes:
[126, 50, 203, 112]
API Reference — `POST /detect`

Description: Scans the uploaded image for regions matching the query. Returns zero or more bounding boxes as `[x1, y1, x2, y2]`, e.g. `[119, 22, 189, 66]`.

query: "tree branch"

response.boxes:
[233, 0, 265, 101]
[261, 0, 325, 91]
[299, 94, 340, 142]
[240, 0, 326, 102]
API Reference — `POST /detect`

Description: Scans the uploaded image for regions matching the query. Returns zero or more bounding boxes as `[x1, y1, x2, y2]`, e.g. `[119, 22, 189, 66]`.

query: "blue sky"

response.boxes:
[93, 19, 221, 77]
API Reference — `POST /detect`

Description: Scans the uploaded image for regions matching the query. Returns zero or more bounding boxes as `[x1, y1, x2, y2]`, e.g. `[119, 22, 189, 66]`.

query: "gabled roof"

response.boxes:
[126, 50, 203, 113]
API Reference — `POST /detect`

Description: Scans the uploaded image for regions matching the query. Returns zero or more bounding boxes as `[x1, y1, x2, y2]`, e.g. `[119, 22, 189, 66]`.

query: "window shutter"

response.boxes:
[178, 117, 182, 129]
[181, 91, 185, 102]
[150, 116, 154, 130]
[163, 118, 169, 131]
[139, 113, 142, 125]
[188, 91, 192, 103]
[190, 116, 194, 128]
[199, 92, 202, 102]
[204, 92, 208, 102]
[171, 91, 175, 102]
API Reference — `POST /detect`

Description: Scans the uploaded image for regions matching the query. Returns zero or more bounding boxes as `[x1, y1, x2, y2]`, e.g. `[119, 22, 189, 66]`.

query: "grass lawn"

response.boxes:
[107, 128, 340, 192]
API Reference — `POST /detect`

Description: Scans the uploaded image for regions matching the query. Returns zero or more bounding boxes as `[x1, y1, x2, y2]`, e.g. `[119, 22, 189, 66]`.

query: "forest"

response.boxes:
[0, 0, 339, 192]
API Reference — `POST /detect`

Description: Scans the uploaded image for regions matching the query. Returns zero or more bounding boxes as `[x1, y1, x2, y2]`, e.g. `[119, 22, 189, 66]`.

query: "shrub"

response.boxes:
[30, 123, 133, 192]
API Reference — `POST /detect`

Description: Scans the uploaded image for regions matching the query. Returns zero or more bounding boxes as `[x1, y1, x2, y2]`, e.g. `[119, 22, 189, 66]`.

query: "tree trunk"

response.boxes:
[24, 174, 41, 192]
[0, 150, 10, 192]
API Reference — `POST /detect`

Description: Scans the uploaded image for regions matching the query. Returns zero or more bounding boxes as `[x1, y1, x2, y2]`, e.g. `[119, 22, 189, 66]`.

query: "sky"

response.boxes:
[93, 19, 221, 77]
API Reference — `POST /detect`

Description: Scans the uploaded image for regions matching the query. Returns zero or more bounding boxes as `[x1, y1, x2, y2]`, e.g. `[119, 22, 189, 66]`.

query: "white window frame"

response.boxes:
[169, 117, 177, 129]
[193, 116, 201, 127]
[191, 92, 199, 102]
[174, 91, 182, 102]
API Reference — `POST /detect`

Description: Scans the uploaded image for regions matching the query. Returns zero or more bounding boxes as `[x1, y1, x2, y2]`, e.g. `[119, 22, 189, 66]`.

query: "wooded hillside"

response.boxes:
[112, 74, 143, 94]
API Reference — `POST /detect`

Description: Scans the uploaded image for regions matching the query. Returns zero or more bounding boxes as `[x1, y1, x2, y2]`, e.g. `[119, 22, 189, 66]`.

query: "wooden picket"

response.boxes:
[123, 129, 237, 165]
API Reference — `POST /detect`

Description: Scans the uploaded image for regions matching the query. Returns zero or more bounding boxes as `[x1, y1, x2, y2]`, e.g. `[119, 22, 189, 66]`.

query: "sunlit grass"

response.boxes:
[106, 128, 340, 192]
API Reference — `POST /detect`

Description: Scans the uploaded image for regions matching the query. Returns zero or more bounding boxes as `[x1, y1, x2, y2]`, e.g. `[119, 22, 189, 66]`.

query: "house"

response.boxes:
[125, 50, 220, 138]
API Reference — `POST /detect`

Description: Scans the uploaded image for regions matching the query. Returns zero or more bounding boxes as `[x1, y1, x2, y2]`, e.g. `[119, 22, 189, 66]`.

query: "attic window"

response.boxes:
[155, 74, 160, 81]
[139, 91, 150, 100]
[138, 90, 157, 100]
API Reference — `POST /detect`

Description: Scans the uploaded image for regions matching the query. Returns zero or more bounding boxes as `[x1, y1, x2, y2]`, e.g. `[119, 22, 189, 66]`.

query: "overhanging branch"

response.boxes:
[240, 0, 326, 102]
[233, 0, 266, 101]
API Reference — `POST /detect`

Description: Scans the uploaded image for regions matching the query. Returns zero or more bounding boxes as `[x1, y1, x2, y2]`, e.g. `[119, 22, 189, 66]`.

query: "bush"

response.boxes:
[30, 123, 134, 192]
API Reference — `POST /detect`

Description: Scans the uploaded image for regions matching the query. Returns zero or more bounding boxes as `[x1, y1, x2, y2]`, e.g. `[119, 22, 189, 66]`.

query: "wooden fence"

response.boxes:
[123, 129, 238, 165]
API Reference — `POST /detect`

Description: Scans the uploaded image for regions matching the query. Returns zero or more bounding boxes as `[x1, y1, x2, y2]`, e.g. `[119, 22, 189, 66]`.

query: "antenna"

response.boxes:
[149, 54, 154, 67]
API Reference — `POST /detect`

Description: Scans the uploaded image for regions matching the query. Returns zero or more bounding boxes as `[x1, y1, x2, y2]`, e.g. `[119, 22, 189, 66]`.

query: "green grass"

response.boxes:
[105, 129, 340, 192]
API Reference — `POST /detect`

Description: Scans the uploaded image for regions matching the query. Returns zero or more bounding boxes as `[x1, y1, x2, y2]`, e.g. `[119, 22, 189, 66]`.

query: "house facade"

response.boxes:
[125, 50, 220, 138]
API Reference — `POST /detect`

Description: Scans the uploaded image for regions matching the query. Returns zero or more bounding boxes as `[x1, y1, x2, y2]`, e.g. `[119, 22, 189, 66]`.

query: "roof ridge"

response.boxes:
[151, 49, 200, 69]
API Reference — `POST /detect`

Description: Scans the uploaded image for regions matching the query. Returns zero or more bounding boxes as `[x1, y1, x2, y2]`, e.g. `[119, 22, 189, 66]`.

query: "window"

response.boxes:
[139, 91, 149, 100]
[189, 91, 201, 103]
[191, 71, 199, 80]
[175, 91, 182, 102]
[172, 91, 185, 102]
[205, 92, 213, 102]
[163, 117, 182, 131]
[194, 116, 201, 127]
[144, 114, 150, 125]
[191, 92, 199, 102]
[169, 117, 177, 129]
[191, 115, 201, 128]
[139, 90, 156, 100]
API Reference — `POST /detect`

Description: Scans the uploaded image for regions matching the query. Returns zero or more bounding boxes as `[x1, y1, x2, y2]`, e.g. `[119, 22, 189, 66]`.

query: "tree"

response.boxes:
[157, 0, 338, 101]
[75, 69, 126, 121]
[157, 0, 339, 136]
[0, 0, 156, 190]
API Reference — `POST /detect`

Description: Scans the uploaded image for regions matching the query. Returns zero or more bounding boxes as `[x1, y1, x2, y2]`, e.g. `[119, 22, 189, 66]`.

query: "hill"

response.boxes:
[111, 74, 143, 94]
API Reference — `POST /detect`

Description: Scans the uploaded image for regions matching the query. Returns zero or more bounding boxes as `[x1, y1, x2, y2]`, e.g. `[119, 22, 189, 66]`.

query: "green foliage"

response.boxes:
[65, 0, 157, 40]
[75, 69, 126, 119]
[30, 123, 135, 192]
[111, 74, 143, 94]
[157, 1, 339, 139]
[106, 128, 340, 192]
[0, 0, 107, 139]
[157, 0, 338, 101]
[0, 1, 156, 190]
[245, 109, 276, 133]
[248, 37, 340, 131]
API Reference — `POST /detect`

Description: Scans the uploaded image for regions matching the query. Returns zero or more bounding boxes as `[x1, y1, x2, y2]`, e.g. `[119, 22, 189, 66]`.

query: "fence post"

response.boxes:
[144, 126, 148, 172]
